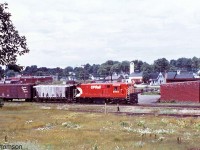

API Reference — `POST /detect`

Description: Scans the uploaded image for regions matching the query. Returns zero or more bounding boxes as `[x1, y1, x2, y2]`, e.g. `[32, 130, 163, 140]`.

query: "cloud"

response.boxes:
[4, 0, 200, 68]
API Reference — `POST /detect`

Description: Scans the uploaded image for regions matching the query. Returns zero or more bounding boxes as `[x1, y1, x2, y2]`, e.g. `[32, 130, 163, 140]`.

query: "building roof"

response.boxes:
[149, 73, 159, 80]
[166, 71, 194, 79]
[149, 72, 165, 80]
[129, 72, 143, 77]
[175, 73, 194, 79]
[167, 72, 176, 79]
[105, 75, 124, 80]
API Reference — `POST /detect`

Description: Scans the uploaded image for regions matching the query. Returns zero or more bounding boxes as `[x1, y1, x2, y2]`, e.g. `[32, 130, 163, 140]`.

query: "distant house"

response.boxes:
[51, 75, 59, 81]
[193, 70, 200, 78]
[8, 75, 53, 84]
[105, 74, 124, 82]
[126, 72, 143, 84]
[60, 72, 77, 82]
[90, 74, 101, 80]
[149, 72, 166, 86]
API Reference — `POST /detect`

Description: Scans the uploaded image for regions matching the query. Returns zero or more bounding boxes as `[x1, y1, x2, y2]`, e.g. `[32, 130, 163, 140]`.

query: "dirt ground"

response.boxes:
[138, 94, 160, 104]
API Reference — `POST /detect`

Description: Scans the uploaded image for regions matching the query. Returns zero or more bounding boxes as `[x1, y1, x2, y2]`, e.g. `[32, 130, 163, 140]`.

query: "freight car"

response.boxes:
[33, 84, 76, 102]
[0, 84, 77, 102]
[0, 82, 138, 104]
[0, 84, 34, 101]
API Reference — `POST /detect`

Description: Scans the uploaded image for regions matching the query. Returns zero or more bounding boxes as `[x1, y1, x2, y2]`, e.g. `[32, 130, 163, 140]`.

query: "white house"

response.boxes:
[149, 72, 166, 86]
[194, 70, 200, 78]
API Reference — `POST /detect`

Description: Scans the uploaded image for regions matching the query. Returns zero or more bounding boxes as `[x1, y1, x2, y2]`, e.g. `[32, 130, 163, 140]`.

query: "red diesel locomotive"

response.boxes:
[75, 83, 138, 104]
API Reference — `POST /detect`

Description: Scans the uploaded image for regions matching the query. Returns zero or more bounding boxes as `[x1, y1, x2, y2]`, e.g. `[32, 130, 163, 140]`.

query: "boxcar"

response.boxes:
[0, 84, 33, 101]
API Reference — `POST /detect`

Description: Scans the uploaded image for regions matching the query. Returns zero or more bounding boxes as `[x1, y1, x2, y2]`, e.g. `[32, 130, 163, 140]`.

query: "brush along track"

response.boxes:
[135, 103, 200, 109]
[64, 104, 200, 118]
[36, 102, 200, 110]
[37, 103, 200, 118]
[116, 112, 200, 118]
[4, 101, 200, 118]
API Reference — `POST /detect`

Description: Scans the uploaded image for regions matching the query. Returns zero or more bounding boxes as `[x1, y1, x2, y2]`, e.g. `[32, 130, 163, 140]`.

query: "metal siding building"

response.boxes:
[160, 81, 200, 103]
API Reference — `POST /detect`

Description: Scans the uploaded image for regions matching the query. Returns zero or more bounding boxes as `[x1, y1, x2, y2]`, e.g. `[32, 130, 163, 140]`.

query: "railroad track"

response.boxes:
[4, 100, 200, 109]
[135, 103, 200, 109]
[65, 108, 200, 118]
[114, 112, 200, 118]
[3, 101, 200, 118]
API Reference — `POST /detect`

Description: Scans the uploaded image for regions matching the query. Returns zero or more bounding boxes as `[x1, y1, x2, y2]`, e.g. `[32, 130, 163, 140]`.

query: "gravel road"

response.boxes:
[138, 94, 160, 104]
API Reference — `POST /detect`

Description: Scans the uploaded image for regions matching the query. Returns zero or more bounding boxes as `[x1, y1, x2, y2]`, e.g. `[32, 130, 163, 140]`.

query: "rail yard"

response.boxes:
[0, 81, 200, 149]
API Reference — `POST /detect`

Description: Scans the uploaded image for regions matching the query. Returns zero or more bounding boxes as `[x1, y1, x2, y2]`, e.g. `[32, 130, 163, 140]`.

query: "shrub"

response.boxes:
[0, 98, 4, 108]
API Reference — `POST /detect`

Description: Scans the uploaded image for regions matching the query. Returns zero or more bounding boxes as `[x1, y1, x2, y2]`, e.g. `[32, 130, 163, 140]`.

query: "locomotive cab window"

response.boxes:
[114, 87, 118, 91]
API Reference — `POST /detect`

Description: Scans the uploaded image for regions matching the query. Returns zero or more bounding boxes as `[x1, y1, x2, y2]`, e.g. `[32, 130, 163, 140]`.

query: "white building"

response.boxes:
[130, 61, 135, 74]
[149, 72, 166, 86]
[123, 62, 143, 84]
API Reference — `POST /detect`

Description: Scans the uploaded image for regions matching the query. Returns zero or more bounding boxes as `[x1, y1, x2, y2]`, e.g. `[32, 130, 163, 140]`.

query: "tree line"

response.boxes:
[1, 57, 199, 82]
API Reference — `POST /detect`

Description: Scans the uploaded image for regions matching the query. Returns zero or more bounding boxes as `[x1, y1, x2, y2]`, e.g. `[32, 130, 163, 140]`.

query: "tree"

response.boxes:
[0, 3, 29, 65]
[121, 61, 130, 74]
[97, 65, 107, 79]
[191, 57, 200, 72]
[176, 58, 192, 71]
[91, 64, 100, 77]
[141, 62, 153, 83]
[111, 63, 121, 75]
[153, 58, 170, 72]
[7, 64, 23, 72]
[5, 69, 15, 77]
[84, 63, 92, 74]
[74, 67, 89, 81]
[23, 65, 38, 75]
[169, 59, 177, 71]
[98, 60, 117, 81]
[132, 60, 144, 72]
[63, 66, 73, 77]
[0, 66, 4, 78]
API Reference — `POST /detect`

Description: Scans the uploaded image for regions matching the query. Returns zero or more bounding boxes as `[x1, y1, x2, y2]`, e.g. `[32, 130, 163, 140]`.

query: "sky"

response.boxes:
[3, 0, 200, 68]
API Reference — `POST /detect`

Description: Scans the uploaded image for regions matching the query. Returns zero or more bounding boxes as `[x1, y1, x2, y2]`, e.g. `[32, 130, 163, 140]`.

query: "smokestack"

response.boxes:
[177, 70, 181, 75]
[130, 62, 134, 74]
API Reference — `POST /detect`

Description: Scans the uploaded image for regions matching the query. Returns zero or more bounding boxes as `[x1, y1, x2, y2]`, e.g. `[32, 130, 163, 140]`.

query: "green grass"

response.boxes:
[0, 103, 200, 150]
